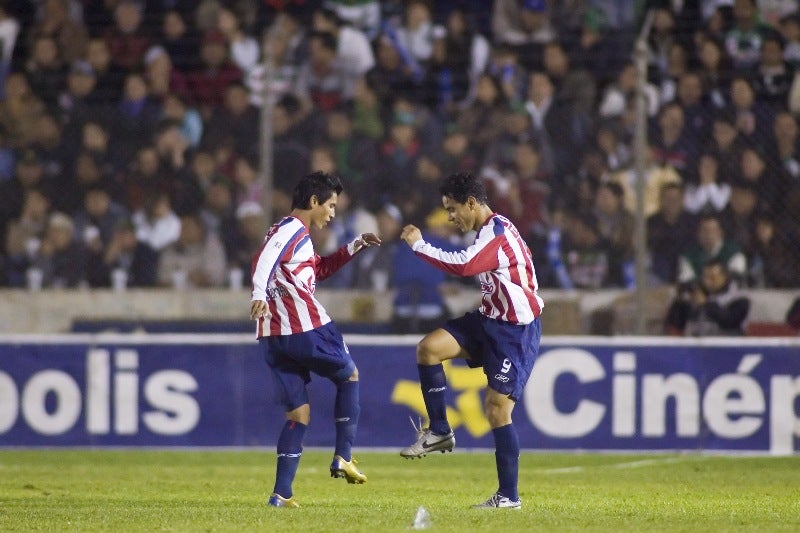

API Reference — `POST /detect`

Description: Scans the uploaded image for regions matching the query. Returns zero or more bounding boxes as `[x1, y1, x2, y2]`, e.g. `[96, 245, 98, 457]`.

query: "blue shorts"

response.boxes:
[443, 311, 541, 401]
[259, 322, 355, 411]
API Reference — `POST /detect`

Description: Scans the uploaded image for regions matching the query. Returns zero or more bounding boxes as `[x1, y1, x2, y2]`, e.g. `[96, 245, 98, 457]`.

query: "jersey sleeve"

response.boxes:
[315, 237, 363, 281]
[411, 226, 503, 277]
[250, 222, 305, 301]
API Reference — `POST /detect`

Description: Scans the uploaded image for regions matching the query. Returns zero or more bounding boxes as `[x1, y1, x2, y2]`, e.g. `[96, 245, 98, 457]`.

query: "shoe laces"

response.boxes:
[408, 415, 428, 438]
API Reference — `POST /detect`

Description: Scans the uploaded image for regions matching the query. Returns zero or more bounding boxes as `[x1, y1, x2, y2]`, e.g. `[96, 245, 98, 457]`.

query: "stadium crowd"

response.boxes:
[1, 0, 800, 309]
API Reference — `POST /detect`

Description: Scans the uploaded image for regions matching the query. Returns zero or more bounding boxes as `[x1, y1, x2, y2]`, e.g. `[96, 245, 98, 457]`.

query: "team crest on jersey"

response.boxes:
[480, 280, 494, 293]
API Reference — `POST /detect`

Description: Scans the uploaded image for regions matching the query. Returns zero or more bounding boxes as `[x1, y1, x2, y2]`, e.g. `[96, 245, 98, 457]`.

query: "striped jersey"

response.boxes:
[251, 216, 359, 337]
[411, 213, 544, 324]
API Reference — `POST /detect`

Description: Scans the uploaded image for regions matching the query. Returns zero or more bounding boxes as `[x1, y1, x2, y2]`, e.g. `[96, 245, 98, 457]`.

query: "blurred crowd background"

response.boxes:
[1, 0, 800, 332]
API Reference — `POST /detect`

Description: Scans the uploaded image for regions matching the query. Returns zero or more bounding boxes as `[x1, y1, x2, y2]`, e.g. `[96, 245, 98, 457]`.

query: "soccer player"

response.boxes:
[398, 172, 543, 509]
[249, 171, 381, 508]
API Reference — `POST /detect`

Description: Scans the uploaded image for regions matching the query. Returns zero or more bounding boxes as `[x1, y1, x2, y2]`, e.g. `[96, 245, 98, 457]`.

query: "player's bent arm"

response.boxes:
[317, 234, 381, 281]
[411, 235, 502, 277]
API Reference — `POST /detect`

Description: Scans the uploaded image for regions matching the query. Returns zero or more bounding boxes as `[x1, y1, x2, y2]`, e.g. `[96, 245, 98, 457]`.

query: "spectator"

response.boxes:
[86, 37, 125, 105]
[57, 60, 99, 154]
[231, 151, 262, 208]
[456, 74, 508, 162]
[611, 144, 682, 218]
[367, 32, 420, 105]
[227, 200, 266, 275]
[377, 110, 423, 204]
[161, 93, 203, 149]
[650, 101, 696, 175]
[683, 152, 731, 215]
[352, 202, 400, 292]
[312, 6, 375, 79]
[216, 6, 260, 73]
[3, 187, 51, 287]
[30, 113, 68, 182]
[423, 7, 490, 113]
[29, 0, 89, 65]
[294, 30, 352, 112]
[748, 211, 800, 287]
[708, 106, 746, 179]
[647, 182, 697, 285]
[389, 0, 437, 73]
[546, 210, 617, 290]
[696, 35, 734, 108]
[161, 9, 199, 73]
[72, 185, 129, 251]
[598, 62, 659, 119]
[132, 191, 181, 252]
[720, 180, 761, 263]
[593, 181, 634, 287]
[779, 13, 800, 67]
[725, 0, 773, 71]
[327, 0, 381, 40]
[665, 258, 750, 336]
[350, 74, 384, 141]
[730, 75, 775, 143]
[247, 10, 307, 108]
[482, 140, 549, 240]
[143, 45, 190, 103]
[391, 206, 459, 333]
[542, 40, 596, 117]
[110, 72, 162, 166]
[187, 28, 244, 118]
[25, 34, 66, 105]
[29, 211, 87, 288]
[321, 104, 379, 189]
[677, 214, 747, 285]
[0, 73, 46, 150]
[439, 123, 478, 176]
[737, 144, 785, 212]
[753, 32, 794, 108]
[203, 82, 259, 150]
[523, 71, 583, 177]
[103, 0, 152, 71]
[485, 42, 527, 104]
[86, 217, 158, 288]
[0, 150, 50, 242]
[491, 0, 557, 70]
[156, 213, 226, 288]
[0, 5, 20, 99]
[768, 110, 800, 186]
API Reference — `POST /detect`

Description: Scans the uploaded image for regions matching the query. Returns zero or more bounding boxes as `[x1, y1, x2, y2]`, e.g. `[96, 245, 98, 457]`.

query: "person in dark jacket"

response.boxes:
[665, 258, 750, 336]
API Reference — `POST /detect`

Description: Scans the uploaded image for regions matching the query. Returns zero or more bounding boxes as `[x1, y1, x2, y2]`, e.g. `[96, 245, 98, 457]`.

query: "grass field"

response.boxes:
[1, 449, 799, 532]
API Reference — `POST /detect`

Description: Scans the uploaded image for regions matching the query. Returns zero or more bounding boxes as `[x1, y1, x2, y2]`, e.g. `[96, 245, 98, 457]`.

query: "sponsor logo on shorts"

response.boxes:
[494, 373, 510, 383]
[427, 386, 446, 393]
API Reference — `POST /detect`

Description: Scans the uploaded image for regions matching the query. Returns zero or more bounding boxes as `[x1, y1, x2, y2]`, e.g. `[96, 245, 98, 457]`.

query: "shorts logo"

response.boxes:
[427, 386, 446, 393]
[501, 358, 512, 374]
[494, 373, 510, 383]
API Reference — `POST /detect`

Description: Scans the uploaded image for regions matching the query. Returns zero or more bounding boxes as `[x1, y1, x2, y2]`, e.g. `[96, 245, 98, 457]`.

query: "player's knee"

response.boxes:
[286, 403, 310, 425]
[484, 396, 513, 428]
[416, 337, 440, 365]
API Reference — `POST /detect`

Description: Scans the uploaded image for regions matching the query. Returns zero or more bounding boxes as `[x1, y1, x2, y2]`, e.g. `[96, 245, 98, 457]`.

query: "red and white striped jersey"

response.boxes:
[251, 216, 358, 337]
[411, 213, 544, 324]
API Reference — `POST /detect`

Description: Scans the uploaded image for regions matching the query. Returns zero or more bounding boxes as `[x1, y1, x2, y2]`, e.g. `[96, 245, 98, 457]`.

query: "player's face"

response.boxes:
[442, 196, 473, 233]
[311, 192, 338, 229]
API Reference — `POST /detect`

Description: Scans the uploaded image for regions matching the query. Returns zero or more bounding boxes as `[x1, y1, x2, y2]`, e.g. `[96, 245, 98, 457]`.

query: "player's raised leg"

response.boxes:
[400, 328, 461, 458]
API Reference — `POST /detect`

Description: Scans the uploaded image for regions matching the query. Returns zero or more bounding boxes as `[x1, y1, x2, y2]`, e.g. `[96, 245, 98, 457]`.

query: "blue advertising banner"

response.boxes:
[0, 335, 798, 454]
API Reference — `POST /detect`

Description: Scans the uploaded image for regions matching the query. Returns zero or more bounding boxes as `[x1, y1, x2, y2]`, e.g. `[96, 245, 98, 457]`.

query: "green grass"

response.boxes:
[1, 450, 799, 532]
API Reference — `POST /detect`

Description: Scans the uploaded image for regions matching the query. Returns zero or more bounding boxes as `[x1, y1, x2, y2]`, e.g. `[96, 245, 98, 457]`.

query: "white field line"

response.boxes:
[538, 455, 704, 474]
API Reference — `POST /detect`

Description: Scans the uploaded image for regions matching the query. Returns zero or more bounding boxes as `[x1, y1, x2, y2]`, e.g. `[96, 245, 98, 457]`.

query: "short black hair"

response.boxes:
[292, 171, 343, 210]
[439, 172, 488, 205]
